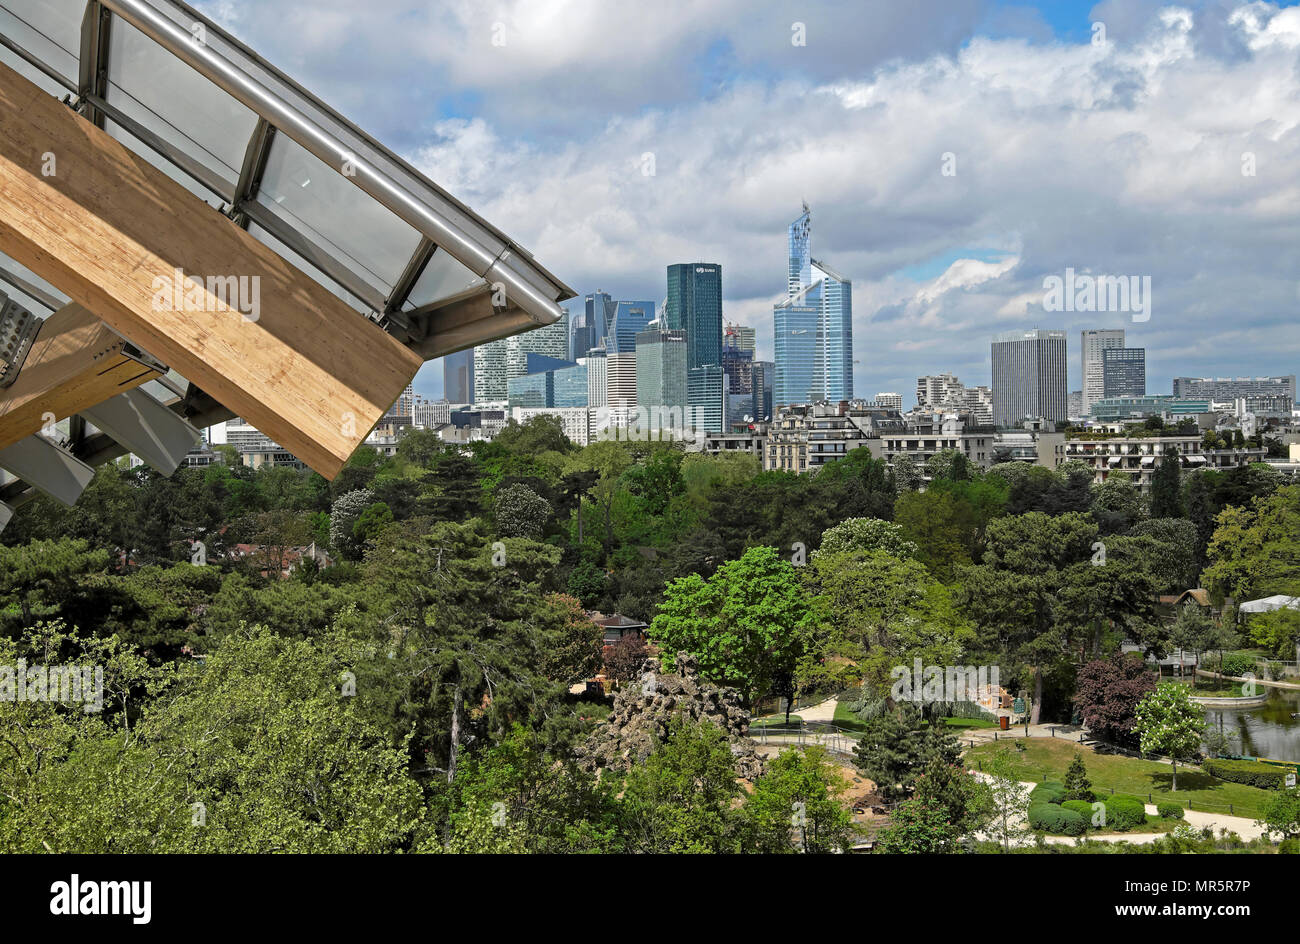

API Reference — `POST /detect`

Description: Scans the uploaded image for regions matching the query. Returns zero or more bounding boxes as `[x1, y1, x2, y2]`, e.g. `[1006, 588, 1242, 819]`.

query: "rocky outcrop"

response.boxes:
[580, 651, 765, 780]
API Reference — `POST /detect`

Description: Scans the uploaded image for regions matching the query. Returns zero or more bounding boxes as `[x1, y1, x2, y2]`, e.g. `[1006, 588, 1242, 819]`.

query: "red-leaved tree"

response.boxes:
[1073, 653, 1157, 747]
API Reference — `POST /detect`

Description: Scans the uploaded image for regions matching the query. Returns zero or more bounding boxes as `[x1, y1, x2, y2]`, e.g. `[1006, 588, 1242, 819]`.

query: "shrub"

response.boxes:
[1062, 799, 1096, 823]
[1204, 758, 1290, 790]
[1279, 838, 1300, 855]
[1157, 802, 1184, 819]
[1028, 803, 1086, 836]
[1103, 795, 1147, 831]
[1029, 781, 1066, 805]
[1220, 653, 1257, 679]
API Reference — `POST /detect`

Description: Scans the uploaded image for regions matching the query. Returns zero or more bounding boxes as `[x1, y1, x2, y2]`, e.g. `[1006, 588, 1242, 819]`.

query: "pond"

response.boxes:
[1202, 685, 1300, 762]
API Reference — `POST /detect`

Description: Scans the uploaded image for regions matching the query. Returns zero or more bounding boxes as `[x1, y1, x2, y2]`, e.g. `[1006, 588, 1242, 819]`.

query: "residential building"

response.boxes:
[873, 413, 997, 478]
[1102, 347, 1146, 398]
[509, 406, 593, 446]
[701, 428, 767, 459]
[1081, 329, 1126, 412]
[764, 402, 869, 473]
[991, 328, 1067, 427]
[875, 392, 904, 412]
[1063, 432, 1267, 491]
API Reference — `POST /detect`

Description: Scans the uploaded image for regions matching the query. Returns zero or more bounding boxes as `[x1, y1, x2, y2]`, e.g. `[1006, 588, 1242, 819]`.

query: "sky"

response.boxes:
[193, 0, 1300, 407]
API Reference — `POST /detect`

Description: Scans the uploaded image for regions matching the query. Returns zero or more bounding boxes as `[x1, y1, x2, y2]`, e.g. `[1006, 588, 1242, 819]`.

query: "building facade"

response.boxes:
[1081, 328, 1126, 412]
[992, 329, 1068, 427]
[1102, 347, 1146, 398]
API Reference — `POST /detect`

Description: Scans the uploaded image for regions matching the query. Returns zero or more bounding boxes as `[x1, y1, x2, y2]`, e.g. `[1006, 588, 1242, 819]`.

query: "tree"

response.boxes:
[1063, 752, 1093, 802]
[1150, 448, 1184, 519]
[872, 797, 959, 854]
[814, 517, 918, 559]
[649, 545, 812, 706]
[351, 501, 394, 546]
[603, 633, 648, 683]
[1258, 787, 1300, 841]
[1248, 607, 1300, 660]
[534, 592, 603, 683]
[743, 746, 855, 853]
[982, 749, 1032, 852]
[494, 483, 552, 540]
[924, 448, 970, 484]
[617, 718, 745, 853]
[328, 489, 375, 560]
[891, 454, 922, 492]
[1168, 604, 1215, 675]
[852, 707, 960, 802]
[1073, 653, 1157, 747]
[912, 758, 992, 841]
[1203, 486, 1300, 603]
[1133, 683, 1204, 790]
[1090, 471, 1145, 534]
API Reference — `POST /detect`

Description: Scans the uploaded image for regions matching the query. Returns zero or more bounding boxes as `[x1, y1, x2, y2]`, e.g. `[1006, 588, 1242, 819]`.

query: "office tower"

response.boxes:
[773, 205, 853, 405]
[666, 263, 722, 371]
[991, 329, 1068, 426]
[635, 327, 688, 421]
[606, 352, 637, 409]
[722, 344, 754, 394]
[1068, 390, 1084, 419]
[607, 300, 656, 354]
[688, 364, 725, 434]
[753, 360, 775, 422]
[443, 349, 474, 404]
[572, 291, 616, 358]
[584, 350, 607, 409]
[506, 311, 569, 379]
[724, 322, 757, 354]
[388, 383, 414, 418]
[1081, 329, 1125, 411]
[473, 337, 509, 402]
[507, 361, 588, 409]
[1172, 375, 1297, 402]
[1102, 347, 1146, 398]
[875, 392, 903, 412]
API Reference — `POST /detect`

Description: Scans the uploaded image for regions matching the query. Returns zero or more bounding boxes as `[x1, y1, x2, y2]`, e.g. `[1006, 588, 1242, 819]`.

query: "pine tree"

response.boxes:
[1150, 447, 1184, 518]
[1063, 752, 1093, 802]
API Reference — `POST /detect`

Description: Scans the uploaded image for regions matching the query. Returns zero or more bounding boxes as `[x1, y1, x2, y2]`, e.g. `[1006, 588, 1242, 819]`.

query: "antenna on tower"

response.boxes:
[801, 199, 810, 215]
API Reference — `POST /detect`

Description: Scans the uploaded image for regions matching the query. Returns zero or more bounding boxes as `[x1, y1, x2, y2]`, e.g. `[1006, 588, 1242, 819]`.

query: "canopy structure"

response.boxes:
[0, 0, 573, 519]
[1238, 595, 1300, 614]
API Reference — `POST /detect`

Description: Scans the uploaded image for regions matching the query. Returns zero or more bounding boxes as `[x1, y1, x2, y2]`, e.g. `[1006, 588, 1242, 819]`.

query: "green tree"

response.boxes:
[982, 749, 1033, 852]
[852, 707, 960, 802]
[1133, 683, 1204, 791]
[1150, 448, 1184, 518]
[814, 517, 918, 559]
[743, 746, 855, 853]
[650, 545, 812, 706]
[1063, 752, 1093, 801]
[494, 483, 552, 540]
[1258, 787, 1300, 841]
[872, 796, 959, 853]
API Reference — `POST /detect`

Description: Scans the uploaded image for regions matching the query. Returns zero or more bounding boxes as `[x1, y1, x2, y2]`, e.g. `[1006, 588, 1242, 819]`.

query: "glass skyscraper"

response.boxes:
[636, 327, 688, 424]
[665, 263, 722, 371]
[1102, 347, 1146, 399]
[607, 300, 655, 354]
[773, 206, 853, 406]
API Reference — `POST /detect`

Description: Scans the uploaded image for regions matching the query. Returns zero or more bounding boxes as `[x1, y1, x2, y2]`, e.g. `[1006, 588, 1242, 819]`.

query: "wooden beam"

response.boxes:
[0, 303, 160, 451]
[0, 60, 421, 479]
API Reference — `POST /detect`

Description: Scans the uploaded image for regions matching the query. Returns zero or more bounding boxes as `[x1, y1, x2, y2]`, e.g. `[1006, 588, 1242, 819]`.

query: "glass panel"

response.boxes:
[0, 0, 82, 85]
[246, 221, 371, 315]
[255, 135, 421, 291]
[405, 246, 485, 310]
[103, 118, 227, 211]
[105, 18, 257, 190]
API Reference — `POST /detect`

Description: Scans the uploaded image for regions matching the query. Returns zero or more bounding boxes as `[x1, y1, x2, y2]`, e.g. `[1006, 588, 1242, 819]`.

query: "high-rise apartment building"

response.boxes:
[1102, 347, 1146, 399]
[773, 205, 853, 405]
[992, 329, 1068, 426]
[1081, 329, 1125, 411]
[875, 392, 904, 412]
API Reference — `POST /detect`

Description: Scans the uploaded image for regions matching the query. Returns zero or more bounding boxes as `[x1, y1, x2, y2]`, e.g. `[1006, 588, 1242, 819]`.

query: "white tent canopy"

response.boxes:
[1239, 595, 1300, 614]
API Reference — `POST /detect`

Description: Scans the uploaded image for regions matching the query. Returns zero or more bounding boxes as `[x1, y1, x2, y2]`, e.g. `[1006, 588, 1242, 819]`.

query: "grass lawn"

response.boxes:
[966, 738, 1277, 819]
[749, 715, 802, 729]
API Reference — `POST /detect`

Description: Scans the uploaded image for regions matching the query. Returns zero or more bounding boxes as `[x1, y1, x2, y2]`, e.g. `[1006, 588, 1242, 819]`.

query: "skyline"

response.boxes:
[187, 0, 1300, 407]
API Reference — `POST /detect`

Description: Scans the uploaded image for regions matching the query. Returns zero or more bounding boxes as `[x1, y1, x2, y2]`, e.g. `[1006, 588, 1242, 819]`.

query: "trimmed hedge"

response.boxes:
[1102, 795, 1147, 831]
[1029, 782, 1066, 805]
[1203, 758, 1290, 790]
[1157, 802, 1184, 819]
[1062, 799, 1097, 822]
[1028, 802, 1086, 836]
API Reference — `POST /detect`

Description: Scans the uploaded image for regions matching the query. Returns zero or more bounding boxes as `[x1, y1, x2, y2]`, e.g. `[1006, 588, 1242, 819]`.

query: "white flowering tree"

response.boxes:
[1133, 683, 1204, 791]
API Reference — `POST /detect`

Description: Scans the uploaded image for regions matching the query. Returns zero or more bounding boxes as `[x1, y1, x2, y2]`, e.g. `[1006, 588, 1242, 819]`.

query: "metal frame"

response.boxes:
[81, 387, 201, 475]
[0, 434, 96, 507]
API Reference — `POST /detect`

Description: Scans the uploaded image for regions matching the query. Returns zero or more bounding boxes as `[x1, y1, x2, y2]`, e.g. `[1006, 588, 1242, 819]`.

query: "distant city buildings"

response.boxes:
[443, 349, 474, 404]
[1080, 329, 1126, 412]
[724, 322, 756, 354]
[875, 392, 904, 412]
[991, 329, 1067, 427]
[636, 327, 689, 424]
[773, 205, 853, 406]
[915, 373, 992, 425]
[1172, 375, 1296, 403]
[1102, 347, 1146, 399]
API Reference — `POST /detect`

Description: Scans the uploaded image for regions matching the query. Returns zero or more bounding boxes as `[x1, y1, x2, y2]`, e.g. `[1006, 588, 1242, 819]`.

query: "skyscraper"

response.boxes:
[506, 309, 569, 378]
[443, 349, 474, 404]
[606, 300, 656, 354]
[1081, 329, 1125, 412]
[636, 327, 688, 424]
[773, 206, 853, 405]
[1102, 347, 1146, 398]
[573, 291, 616, 358]
[724, 322, 756, 354]
[665, 264, 722, 370]
[473, 337, 509, 402]
[992, 329, 1068, 427]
